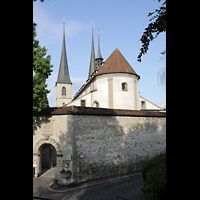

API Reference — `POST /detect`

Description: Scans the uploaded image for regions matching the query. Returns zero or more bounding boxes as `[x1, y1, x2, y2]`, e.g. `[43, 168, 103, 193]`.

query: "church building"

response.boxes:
[33, 23, 166, 182]
[55, 22, 162, 111]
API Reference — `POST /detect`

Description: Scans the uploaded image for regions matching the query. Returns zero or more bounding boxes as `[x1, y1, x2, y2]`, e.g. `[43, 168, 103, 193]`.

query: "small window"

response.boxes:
[62, 87, 66, 96]
[81, 100, 85, 107]
[93, 101, 99, 108]
[141, 101, 146, 109]
[122, 82, 127, 91]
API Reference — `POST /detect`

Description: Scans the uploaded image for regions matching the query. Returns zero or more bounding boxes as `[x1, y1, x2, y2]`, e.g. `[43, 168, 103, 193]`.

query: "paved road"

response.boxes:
[33, 172, 144, 200]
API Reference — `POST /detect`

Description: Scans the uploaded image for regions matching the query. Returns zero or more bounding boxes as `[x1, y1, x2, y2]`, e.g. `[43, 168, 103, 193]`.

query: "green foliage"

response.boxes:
[33, 30, 53, 112]
[141, 153, 166, 200]
[137, 0, 166, 62]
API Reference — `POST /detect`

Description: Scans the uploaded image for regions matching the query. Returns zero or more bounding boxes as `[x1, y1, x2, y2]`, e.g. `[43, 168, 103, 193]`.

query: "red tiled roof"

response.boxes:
[72, 48, 140, 100]
[96, 48, 139, 77]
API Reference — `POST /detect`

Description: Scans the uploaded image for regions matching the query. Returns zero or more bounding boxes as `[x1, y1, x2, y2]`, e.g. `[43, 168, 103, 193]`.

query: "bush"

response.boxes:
[141, 153, 166, 200]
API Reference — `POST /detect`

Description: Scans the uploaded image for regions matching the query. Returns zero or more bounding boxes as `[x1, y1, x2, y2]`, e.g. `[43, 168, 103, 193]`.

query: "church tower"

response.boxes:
[95, 30, 103, 67]
[55, 20, 72, 107]
[88, 24, 96, 78]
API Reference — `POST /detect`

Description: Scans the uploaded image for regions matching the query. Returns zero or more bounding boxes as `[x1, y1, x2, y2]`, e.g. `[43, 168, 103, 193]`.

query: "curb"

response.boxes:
[48, 172, 142, 193]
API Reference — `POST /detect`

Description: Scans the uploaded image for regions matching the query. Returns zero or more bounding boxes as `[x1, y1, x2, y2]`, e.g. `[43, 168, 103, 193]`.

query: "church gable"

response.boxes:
[139, 95, 161, 110]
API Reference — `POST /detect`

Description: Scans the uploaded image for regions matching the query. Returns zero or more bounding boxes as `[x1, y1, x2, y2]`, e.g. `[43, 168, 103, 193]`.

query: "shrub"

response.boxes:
[141, 153, 166, 200]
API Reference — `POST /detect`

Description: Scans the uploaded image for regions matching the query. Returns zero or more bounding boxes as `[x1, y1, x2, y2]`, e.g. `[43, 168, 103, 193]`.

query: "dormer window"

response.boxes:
[62, 87, 66, 95]
[122, 82, 128, 91]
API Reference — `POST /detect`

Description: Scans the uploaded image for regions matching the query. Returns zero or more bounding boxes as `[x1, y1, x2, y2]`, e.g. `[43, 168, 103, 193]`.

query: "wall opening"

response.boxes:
[39, 143, 57, 176]
[93, 101, 99, 108]
[122, 82, 128, 91]
[81, 100, 86, 107]
[62, 87, 66, 96]
[141, 101, 146, 109]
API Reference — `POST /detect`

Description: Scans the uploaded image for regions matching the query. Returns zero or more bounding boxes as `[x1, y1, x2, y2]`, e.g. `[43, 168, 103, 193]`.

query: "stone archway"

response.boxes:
[33, 138, 62, 177]
[34, 138, 62, 155]
[39, 143, 56, 175]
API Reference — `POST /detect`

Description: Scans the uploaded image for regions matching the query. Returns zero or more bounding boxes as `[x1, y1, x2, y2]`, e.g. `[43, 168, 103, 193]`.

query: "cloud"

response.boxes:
[33, 4, 89, 45]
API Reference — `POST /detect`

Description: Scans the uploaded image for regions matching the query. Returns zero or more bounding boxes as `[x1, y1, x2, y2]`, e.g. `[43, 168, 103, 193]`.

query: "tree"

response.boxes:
[33, 29, 53, 112]
[157, 55, 166, 89]
[137, 0, 166, 62]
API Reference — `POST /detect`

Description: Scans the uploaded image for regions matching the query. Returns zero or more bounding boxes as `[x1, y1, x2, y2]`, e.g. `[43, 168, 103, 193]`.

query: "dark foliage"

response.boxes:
[141, 153, 166, 200]
[137, 0, 166, 62]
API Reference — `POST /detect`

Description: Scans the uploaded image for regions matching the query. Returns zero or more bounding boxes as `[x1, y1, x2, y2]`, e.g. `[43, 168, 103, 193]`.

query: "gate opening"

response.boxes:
[39, 143, 57, 176]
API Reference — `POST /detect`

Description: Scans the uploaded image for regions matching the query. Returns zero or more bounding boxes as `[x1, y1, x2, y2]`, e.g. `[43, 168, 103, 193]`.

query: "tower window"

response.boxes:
[122, 82, 128, 91]
[62, 87, 66, 95]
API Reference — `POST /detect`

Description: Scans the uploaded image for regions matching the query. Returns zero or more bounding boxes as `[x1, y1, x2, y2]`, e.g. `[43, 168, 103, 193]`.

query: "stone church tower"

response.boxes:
[56, 21, 72, 107]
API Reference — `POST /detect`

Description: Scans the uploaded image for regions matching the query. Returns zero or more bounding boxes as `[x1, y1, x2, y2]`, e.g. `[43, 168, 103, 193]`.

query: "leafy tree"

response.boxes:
[157, 55, 166, 89]
[33, 28, 53, 112]
[137, 0, 166, 62]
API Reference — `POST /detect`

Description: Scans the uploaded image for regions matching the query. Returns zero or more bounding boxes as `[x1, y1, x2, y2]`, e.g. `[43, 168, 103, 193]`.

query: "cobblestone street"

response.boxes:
[33, 172, 144, 200]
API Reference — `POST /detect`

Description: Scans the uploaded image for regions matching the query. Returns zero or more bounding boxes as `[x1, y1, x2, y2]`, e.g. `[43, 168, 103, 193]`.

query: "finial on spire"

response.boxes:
[63, 17, 65, 24]
[98, 28, 100, 34]
[91, 23, 94, 28]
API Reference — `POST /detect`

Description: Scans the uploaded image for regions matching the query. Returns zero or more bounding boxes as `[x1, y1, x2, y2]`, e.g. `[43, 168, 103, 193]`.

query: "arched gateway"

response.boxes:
[33, 139, 62, 177]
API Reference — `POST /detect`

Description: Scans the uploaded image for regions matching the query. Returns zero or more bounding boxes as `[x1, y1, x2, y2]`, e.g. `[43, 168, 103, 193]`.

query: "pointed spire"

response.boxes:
[96, 29, 103, 68]
[88, 24, 96, 79]
[56, 19, 72, 85]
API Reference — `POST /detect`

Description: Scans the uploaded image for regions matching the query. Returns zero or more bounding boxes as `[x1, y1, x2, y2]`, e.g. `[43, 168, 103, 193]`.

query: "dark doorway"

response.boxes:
[39, 143, 57, 176]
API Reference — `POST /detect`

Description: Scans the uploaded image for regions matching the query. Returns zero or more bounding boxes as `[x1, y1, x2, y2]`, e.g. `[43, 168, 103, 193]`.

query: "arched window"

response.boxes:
[62, 87, 66, 95]
[93, 101, 99, 108]
[122, 82, 128, 91]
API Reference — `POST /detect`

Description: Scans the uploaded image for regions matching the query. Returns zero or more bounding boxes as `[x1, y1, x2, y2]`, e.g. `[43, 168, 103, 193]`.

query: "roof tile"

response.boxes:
[96, 48, 139, 77]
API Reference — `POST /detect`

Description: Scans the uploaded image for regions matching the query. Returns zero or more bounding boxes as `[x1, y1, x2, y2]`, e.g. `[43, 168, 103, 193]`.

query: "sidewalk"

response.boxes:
[48, 171, 142, 193]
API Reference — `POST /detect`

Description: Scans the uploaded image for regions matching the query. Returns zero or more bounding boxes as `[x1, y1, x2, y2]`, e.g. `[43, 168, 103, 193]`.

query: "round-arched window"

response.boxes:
[62, 87, 66, 95]
[122, 82, 127, 91]
[93, 101, 99, 108]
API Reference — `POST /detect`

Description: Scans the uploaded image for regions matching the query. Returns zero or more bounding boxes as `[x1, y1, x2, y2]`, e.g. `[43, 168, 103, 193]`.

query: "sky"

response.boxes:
[33, 0, 166, 108]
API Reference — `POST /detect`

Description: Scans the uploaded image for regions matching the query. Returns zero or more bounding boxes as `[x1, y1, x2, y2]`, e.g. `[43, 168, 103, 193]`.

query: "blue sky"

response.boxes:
[33, 0, 166, 108]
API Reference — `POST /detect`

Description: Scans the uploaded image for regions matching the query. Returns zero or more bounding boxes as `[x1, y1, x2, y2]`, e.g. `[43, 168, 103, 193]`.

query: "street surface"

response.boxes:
[33, 171, 144, 200]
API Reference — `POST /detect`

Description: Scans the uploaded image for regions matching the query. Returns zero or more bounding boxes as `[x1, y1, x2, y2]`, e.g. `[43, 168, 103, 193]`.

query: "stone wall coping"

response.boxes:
[33, 106, 166, 117]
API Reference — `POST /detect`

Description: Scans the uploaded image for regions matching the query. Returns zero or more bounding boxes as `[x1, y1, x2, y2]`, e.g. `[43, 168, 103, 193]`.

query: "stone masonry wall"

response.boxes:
[33, 106, 166, 184]
[73, 115, 166, 182]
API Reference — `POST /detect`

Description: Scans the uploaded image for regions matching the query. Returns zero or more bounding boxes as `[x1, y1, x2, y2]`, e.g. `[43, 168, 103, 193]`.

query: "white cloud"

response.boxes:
[33, 4, 89, 45]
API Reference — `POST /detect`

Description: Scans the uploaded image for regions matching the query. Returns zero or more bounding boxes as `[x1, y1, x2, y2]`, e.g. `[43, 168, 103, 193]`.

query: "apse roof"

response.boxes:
[96, 48, 140, 78]
[72, 48, 140, 100]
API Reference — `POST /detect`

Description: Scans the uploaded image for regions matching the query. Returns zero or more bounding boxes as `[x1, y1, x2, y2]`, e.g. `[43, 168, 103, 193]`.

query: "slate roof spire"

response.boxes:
[88, 23, 96, 79]
[95, 29, 103, 68]
[56, 20, 72, 85]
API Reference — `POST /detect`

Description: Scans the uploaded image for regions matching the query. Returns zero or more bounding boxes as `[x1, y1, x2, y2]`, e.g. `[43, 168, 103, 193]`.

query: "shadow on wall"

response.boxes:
[33, 115, 52, 134]
[69, 109, 166, 184]
[33, 107, 166, 187]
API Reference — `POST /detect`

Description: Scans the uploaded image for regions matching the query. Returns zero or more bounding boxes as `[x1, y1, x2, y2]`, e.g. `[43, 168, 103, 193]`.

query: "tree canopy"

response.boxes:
[33, 28, 53, 112]
[137, 0, 166, 62]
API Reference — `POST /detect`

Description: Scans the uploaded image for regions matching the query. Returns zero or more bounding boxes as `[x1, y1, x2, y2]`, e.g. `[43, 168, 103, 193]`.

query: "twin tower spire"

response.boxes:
[88, 25, 103, 78]
[56, 21, 103, 86]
